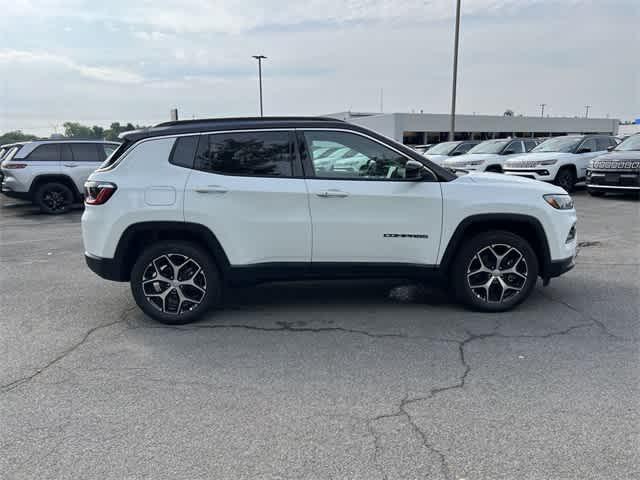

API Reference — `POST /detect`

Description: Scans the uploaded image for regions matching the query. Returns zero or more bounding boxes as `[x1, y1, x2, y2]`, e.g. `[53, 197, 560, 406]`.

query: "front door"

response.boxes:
[300, 130, 443, 265]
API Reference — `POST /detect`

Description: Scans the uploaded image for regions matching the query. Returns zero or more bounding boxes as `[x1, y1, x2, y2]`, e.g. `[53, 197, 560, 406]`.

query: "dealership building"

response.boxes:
[326, 112, 620, 145]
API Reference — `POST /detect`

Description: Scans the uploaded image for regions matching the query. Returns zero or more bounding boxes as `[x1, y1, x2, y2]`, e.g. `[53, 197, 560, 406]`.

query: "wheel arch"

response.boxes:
[440, 213, 552, 281]
[111, 221, 231, 282]
[30, 174, 82, 201]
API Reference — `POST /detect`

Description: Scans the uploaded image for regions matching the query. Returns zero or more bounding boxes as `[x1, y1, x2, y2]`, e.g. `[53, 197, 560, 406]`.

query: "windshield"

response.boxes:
[532, 137, 582, 153]
[425, 142, 458, 155]
[467, 140, 509, 154]
[614, 135, 640, 151]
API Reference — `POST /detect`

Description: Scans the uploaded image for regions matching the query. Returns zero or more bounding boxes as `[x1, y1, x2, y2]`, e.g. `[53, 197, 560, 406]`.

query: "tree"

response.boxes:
[503, 109, 514, 117]
[0, 130, 38, 144]
[63, 122, 94, 138]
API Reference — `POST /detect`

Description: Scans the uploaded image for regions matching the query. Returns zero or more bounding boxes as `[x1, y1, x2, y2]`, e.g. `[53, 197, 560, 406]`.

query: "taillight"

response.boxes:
[3, 163, 27, 169]
[84, 181, 117, 205]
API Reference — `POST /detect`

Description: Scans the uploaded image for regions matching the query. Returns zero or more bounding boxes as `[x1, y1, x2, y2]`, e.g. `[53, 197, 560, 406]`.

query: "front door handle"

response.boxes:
[317, 189, 349, 198]
[194, 185, 228, 194]
[63, 163, 78, 168]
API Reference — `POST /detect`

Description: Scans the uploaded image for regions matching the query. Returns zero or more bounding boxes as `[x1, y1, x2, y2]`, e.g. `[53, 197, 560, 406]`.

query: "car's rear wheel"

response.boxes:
[130, 241, 221, 324]
[35, 182, 74, 214]
[452, 231, 538, 312]
[554, 167, 577, 193]
[587, 189, 605, 197]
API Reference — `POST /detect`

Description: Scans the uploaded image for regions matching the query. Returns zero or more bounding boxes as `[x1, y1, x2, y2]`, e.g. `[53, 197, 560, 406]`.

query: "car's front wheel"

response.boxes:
[452, 231, 539, 312]
[130, 241, 221, 324]
[554, 167, 577, 193]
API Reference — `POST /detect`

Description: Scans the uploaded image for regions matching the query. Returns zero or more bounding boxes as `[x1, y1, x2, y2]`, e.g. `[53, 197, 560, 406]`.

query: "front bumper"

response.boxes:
[548, 256, 576, 278]
[586, 170, 639, 191]
[504, 169, 553, 181]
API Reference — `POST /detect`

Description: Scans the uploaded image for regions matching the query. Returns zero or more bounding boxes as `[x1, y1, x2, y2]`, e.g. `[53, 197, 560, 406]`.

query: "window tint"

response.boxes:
[594, 137, 611, 151]
[304, 131, 411, 180]
[170, 136, 199, 168]
[26, 144, 59, 161]
[195, 131, 293, 177]
[60, 144, 73, 160]
[103, 144, 118, 158]
[69, 143, 101, 162]
[524, 140, 537, 151]
[505, 141, 524, 154]
[456, 142, 476, 153]
[578, 138, 597, 153]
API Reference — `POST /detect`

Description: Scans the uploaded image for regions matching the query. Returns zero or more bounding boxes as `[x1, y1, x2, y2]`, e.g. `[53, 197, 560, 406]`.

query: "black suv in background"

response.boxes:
[587, 134, 640, 196]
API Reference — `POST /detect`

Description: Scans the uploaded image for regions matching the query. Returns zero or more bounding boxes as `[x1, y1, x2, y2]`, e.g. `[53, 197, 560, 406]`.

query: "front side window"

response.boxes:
[467, 140, 510, 154]
[26, 144, 59, 161]
[456, 142, 477, 154]
[595, 137, 612, 151]
[578, 138, 597, 153]
[304, 131, 412, 180]
[524, 140, 537, 151]
[533, 137, 583, 153]
[505, 141, 524, 154]
[70, 143, 101, 162]
[195, 131, 293, 177]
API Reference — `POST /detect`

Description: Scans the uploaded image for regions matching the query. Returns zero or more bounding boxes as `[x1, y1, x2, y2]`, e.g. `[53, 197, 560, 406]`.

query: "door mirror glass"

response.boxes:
[450, 151, 463, 156]
[606, 145, 615, 152]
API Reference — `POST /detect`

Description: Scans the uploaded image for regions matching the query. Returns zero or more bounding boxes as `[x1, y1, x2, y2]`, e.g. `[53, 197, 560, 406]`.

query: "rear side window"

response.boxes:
[594, 137, 611, 151]
[26, 144, 59, 161]
[195, 131, 294, 177]
[170, 136, 199, 168]
[578, 138, 597, 153]
[70, 143, 101, 162]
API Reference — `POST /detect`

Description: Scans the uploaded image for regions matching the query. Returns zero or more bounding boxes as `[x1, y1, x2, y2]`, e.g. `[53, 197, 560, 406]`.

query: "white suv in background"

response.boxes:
[444, 138, 539, 173]
[81, 117, 577, 325]
[422, 140, 480, 165]
[1, 139, 119, 213]
[503, 135, 618, 192]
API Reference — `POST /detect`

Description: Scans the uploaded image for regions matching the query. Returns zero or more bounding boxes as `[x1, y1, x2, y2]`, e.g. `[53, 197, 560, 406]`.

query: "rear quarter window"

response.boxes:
[169, 136, 199, 168]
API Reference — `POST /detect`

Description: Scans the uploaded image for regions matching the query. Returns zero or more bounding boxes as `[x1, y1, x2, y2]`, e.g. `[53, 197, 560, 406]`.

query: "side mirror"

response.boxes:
[502, 149, 516, 155]
[405, 160, 430, 180]
[576, 148, 591, 154]
[607, 145, 615, 152]
[450, 151, 463, 156]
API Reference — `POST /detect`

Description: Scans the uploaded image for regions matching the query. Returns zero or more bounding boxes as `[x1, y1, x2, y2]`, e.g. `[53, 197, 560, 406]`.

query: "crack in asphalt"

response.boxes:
[537, 290, 626, 340]
[365, 321, 594, 480]
[0, 306, 136, 394]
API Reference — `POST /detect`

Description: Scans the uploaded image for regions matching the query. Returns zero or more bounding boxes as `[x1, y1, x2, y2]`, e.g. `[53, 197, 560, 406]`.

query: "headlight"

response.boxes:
[537, 159, 557, 166]
[543, 194, 574, 210]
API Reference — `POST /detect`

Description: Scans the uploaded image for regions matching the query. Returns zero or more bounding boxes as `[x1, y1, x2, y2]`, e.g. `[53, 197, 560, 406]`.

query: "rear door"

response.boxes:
[300, 129, 442, 265]
[22, 143, 62, 188]
[184, 130, 312, 266]
[63, 143, 104, 193]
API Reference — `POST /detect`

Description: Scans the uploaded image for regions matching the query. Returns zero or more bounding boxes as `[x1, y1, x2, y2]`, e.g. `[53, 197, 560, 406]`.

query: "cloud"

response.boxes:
[0, 49, 144, 84]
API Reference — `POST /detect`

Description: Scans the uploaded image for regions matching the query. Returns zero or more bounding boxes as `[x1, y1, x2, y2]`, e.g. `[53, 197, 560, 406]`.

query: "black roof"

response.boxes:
[121, 116, 346, 141]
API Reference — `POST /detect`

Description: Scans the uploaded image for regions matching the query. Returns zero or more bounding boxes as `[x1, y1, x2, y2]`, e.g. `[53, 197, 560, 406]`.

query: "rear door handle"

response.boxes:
[317, 189, 349, 198]
[63, 163, 78, 168]
[194, 185, 228, 194]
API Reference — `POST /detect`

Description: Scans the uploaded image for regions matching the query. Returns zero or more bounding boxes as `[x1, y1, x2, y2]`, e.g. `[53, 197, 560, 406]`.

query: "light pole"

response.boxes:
[584, 105, 591, 118]
[252, 55, 267, 117]
[449, 0, 462, 141]
[539, 103, 547, 118]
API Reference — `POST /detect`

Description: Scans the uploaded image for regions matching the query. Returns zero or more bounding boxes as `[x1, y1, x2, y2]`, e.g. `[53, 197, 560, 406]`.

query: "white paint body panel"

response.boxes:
[504, 151, 605, 182]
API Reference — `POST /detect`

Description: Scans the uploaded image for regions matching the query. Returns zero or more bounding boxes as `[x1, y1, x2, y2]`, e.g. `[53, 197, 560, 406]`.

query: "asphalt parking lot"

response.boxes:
[1, 191, 638, 480]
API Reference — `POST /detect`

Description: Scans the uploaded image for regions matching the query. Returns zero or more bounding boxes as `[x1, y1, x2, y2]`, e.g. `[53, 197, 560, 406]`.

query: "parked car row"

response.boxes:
[415, 134, 634, 193]
[0, 139, 119, 213]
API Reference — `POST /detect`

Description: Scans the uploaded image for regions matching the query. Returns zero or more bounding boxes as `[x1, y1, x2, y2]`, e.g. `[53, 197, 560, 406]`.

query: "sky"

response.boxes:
[0, 0, 638, 136]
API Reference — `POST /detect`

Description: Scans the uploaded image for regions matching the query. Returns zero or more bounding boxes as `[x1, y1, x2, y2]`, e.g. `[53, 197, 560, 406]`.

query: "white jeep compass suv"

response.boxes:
[1, 139, 119, 213]
[444, 138, 539, 173]
[81, 117, 577, 324]
[503, 135, 618, 192]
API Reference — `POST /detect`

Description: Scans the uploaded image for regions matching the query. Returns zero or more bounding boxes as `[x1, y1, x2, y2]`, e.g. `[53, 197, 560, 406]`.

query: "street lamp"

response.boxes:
[449, 0, 462, 141]
[539, 103, 547, 118]
[252, 55, 267, 117]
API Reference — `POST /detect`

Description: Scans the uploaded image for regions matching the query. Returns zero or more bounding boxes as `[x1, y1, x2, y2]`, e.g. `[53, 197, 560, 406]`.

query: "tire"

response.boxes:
[587, 189, 605, 197]
[35, 182, 74, 214]
[554, 167, 576, 193]
[130, 241, 221, 324]
[451, 231, 539, 312]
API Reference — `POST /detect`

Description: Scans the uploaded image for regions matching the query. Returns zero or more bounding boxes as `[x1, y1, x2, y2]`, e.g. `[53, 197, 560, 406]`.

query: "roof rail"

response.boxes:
[154, 116, 343, 128]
